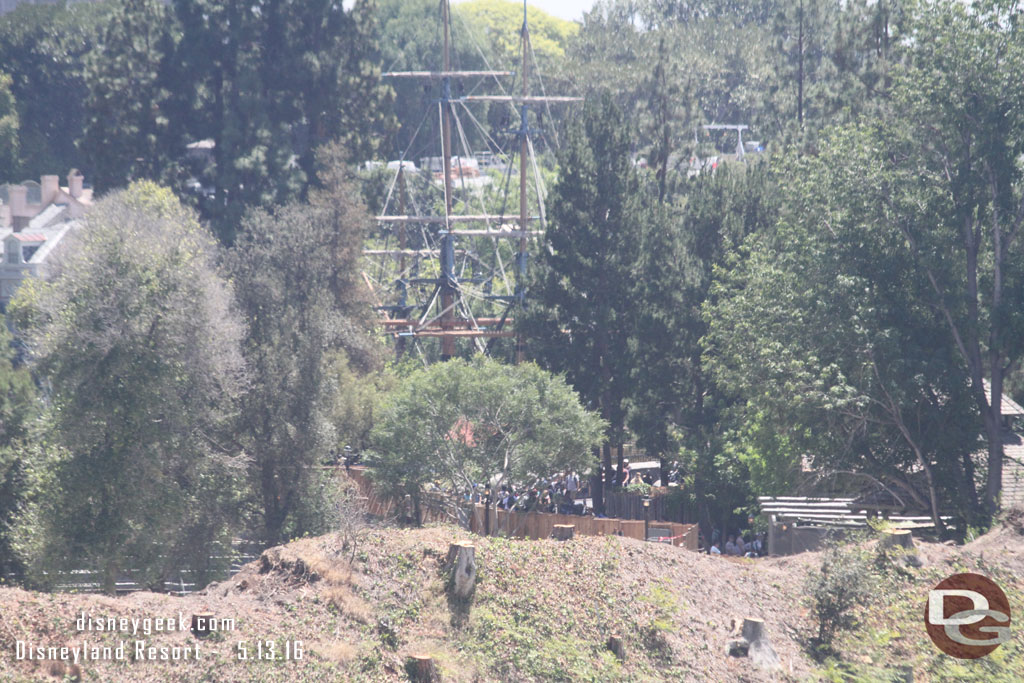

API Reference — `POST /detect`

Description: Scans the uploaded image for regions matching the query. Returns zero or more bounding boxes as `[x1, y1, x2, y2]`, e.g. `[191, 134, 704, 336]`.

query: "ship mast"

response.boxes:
[370, 0, 580, 361]
[515, 1, 530, 363]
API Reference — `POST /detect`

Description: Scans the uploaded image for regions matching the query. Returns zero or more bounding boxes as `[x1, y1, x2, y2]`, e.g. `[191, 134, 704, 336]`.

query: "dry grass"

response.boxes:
[317, 640, 358, 664]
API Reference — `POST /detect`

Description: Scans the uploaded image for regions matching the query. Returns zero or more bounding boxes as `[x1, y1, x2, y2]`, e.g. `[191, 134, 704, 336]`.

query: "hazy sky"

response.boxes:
[450, 0, 596, 22]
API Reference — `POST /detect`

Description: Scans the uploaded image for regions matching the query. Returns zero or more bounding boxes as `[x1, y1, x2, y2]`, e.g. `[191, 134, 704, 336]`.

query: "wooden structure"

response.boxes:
[468, 505, 698, 549]
[366, 0, 581, 360]
[760, 496, 953, 556]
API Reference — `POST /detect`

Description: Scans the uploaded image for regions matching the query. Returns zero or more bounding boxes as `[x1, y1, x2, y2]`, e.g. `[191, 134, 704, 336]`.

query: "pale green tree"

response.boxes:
[10, 182, 246, 592]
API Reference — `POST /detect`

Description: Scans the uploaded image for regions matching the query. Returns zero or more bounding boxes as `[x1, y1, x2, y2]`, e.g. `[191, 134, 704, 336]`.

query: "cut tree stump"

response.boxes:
[190, 612, 215, 638]
[606, 634, 626, 660]
[741, 617, 781, 670]
[447, 541, 477, 598]
[407, 654, 437, 682]
[879, 529, 914, 551]
[552, 524, 575, 541]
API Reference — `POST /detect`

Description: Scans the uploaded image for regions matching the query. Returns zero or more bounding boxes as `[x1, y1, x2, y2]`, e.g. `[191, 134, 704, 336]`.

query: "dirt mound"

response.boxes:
[962, 507, 1024, 574]
[0, 525, 821, 682]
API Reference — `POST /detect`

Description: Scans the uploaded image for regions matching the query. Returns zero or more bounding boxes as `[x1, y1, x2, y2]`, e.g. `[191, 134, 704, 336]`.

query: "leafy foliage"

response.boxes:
[10, 182, 246, 591]
[368, 356, 604, 523]
[227, 144, 378, 544]
[804, 540, 875, 657]
[0, 71, 18, 174]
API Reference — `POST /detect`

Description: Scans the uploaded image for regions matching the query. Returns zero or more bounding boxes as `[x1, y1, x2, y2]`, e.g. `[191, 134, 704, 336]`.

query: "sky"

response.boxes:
[450, 0, 597, 22]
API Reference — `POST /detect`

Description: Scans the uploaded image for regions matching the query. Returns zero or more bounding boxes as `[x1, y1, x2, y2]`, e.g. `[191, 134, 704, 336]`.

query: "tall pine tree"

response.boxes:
[523, 94, 649, 512]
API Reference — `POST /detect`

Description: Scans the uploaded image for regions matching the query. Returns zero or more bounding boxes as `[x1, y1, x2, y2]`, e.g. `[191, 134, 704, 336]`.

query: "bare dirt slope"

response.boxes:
[0, 518, 1022, 682]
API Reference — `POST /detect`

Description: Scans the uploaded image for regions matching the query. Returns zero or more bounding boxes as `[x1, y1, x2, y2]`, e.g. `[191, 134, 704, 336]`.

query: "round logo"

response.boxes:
[925, 573, 1011, 659]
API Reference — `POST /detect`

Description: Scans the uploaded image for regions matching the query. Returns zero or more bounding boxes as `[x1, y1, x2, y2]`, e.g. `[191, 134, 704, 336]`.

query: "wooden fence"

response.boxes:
[603, 489, 695, 523]
[342, 467, 698, 549]
[468, 505, 698, 549]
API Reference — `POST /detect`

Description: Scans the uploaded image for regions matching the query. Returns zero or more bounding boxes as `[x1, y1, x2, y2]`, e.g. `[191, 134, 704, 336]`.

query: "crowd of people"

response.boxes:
[464, 471, 587, 515]
[707, 528, 765, 557]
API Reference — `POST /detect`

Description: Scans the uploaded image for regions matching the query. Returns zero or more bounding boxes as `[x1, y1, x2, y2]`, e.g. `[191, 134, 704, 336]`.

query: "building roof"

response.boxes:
[984, 379, 1024, 416]
[10, 233, 47, 242]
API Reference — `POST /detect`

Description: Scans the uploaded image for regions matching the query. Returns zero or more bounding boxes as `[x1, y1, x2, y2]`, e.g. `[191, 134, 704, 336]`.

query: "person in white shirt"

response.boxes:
[566, 471, 579, 498]
[710, 544, 722, 555]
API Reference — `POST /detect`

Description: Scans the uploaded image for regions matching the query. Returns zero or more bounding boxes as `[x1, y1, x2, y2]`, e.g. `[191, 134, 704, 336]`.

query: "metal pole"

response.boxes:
[396, 166, 408, 358]
[440, 0, 456, 360]
[515, 1, 529, 364]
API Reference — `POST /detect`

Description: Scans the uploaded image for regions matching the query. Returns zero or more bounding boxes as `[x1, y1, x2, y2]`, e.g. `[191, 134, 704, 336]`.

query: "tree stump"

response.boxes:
[447, 541, 477, 599]
[552, 524, 575, 541]
[879, 529, 914, 551]
[606, 634, 626, 660]
[740, 617, 780, 670]
[191, 612, 215, 638]
[407, 654, 437, 682]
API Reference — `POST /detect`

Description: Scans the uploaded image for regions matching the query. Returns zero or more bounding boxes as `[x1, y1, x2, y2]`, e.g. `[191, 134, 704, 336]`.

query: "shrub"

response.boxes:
[804, 542, 875, 657]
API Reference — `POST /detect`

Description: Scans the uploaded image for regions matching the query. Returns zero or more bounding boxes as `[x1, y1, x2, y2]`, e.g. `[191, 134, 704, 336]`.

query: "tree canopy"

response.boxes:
[368, 356, 604, 523]
[9, 181, 246, 591]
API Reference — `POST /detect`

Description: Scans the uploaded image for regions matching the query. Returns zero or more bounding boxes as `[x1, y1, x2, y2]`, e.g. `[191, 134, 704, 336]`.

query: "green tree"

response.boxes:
[0, 319, 37, 579]
[79, 0, 178, 192]
[454, 0, 577, 72]
[368, 356, 605, 525]
[883, 0, 1024, 516]
[629, 165, 775, 530]
[706, 132, 985, 529]
[0, 1, 109, 178]
[227, 144, 378, 545]
[0, 71, 18, 175]
[522, 94, 648, 511]
[10, 182, 246, 592]
[170, 0, 393, 241]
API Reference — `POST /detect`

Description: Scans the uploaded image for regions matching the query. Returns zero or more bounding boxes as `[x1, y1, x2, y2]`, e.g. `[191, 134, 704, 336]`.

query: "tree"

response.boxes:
[9, 182, 246, 592]
[227, 144, 378, 545]
[881, 0, 1024, 516]
[706, 132, 985, 529]
[0, 71, 18, 175]
[170, 0, 394, 241]
[629, 165, 775, 530]
[522, 94, 648, 512]
[79, 0, 179, 192]
[0, 318, 37, 579]
[367, 356, 605, 526]
[0, 1, 109, 178]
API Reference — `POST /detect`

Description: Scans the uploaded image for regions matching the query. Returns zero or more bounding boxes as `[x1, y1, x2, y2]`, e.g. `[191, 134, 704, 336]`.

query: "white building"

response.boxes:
[0, 171, 90, 306]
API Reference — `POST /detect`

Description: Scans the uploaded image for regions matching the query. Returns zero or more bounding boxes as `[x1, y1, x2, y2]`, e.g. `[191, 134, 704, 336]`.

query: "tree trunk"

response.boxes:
[742, 617, 781, 670]
[406, 655, 437, 682]
[607, 635, 626, 660]
[879, 529, 914, 551]
[983, 402, 1004, 517]
[446, 541, 477, 598]
[592, 446, 604, 515]
[603, 442, 613, 489]
[797, 0, 804, 127]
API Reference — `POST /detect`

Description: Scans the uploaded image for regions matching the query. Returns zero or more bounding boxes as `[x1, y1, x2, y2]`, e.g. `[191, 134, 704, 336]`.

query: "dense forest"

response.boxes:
[0, 0, 1022, 587]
